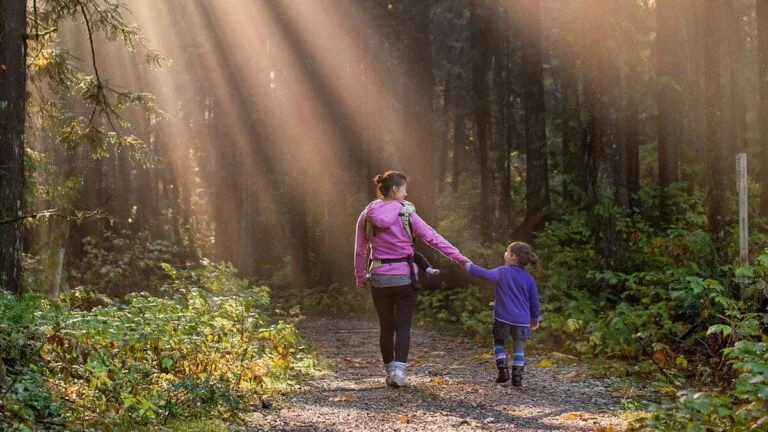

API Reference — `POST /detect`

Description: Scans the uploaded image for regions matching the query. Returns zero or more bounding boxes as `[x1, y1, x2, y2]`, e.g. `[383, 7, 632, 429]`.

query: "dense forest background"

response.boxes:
[2, 0, 768, 430]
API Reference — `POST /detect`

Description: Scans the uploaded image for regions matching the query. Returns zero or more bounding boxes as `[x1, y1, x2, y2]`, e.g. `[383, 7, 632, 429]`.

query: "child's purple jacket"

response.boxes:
[354, 199, 468, 287]
[468, 263, 540, 327]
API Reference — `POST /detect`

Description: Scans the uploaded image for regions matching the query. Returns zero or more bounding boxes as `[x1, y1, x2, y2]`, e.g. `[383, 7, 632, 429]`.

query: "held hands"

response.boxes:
[531, 321, 539, 330]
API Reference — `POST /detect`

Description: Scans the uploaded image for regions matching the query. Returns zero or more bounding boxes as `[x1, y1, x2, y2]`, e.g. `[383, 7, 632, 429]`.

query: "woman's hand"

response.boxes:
[357, 275, 372, 289]
[531, 321, 539, 330]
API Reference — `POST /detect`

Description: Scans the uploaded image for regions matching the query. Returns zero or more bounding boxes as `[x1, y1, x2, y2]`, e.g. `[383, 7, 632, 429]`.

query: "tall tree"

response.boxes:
[470, 0, 493, 244]
[759, 0, 768, 215]
[583, 0, 620, 270]
[520, 0, 549, 237]
[683, 1, 706, 180]
[402, 0, 437, 226]
[656, 0, 684, 222]
[558, 8, 584, 207]
[704, 0, 729, 263]
[0, 0, 27, 294]
[624, 1, 643, 210]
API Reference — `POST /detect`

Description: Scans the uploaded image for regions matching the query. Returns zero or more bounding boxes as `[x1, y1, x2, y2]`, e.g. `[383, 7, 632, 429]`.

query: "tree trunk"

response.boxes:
[584, 0, 620, 271]
[0, 0, 26, 294]
[559, 17, 583, 207]
[726, 1, 747, 155]
[704, 0, 729, 264]
[625, 36, 640, 211]
[496, 0, 512, 238]
[402, 0, 437, 227]
[759, 0, 768, 215]
[521, 0, 549, 238]
[656, 0, 684, 223]
[451, 113, 465, 194]
[471, 0, 493, 244]
[683, 1, 706, 183]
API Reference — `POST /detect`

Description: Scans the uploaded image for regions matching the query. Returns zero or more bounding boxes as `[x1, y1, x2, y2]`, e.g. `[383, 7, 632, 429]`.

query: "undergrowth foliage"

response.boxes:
[0, 263, 313, 431]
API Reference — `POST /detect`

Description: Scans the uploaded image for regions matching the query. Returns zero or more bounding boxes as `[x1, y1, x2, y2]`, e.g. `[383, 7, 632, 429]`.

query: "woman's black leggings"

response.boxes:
[371, 284, 418, 363]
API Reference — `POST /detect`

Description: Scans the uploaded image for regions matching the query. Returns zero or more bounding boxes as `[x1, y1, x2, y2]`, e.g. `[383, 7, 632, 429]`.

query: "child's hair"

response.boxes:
[373, 171, 407, 199]
[508, 241, 538, 267]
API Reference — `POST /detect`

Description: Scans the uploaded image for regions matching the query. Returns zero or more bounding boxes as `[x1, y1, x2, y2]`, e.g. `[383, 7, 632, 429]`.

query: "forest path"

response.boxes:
[249, 316, 628, 431]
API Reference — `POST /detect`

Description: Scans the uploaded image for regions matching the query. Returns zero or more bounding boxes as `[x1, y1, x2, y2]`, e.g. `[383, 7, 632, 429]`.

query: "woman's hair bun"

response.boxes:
[373, 174, 384, 184]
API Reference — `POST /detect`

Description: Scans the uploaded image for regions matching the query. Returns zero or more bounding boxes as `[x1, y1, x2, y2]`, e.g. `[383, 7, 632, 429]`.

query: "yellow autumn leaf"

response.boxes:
[430, 377, 448, 385]
[342, 394, 358, 401]
[591, 427, 615, 432]
[561, 412, 592, 420]
[536, 358, 553, 367]
[399, 416, 409, 424]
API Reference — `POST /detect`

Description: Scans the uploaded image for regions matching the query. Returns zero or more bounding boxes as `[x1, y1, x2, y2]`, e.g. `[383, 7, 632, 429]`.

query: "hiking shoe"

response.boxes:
[496, 366, 511, 387]
[389, 371, 408, 388]
[511, 366, 523, 387]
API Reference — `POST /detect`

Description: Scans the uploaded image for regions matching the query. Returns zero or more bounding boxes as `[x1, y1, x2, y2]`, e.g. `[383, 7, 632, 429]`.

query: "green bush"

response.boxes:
[70, 231, 178, 297]
[643, 315, 768, 431]
[0, 263, 313, 431]
[417, 284, 494, 339]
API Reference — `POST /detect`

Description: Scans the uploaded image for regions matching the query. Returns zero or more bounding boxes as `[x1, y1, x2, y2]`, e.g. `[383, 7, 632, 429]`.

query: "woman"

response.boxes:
[354, 170, 469, 388]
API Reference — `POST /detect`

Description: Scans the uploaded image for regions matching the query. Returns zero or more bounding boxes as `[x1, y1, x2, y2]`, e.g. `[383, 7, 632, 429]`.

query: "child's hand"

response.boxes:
[426, 268, 440, 277]
[531, 321, 539, 330]
[463, 262, 472, 272]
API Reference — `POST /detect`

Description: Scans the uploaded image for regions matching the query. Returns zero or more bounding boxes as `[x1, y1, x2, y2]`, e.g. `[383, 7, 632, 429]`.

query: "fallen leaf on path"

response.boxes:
[536, 359, 553, 367]
[561, 412, 596, 420]
[591, 427, 615, 432]
[330, 393, 358, 401]
[430, 377, 448, 385]
[550, 352, 578, 360]
[399, 416, 409, 423]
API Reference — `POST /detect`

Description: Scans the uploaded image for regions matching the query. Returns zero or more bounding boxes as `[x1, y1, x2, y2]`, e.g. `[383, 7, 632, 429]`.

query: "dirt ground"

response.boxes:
[248, 317, 628, 431]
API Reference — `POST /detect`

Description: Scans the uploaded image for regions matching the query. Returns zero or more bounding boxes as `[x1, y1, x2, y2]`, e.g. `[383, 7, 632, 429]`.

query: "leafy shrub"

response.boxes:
[417, 284, 494, 339]
[70, 230, 178, 297]
[642, 314, 767, 431]
[0, 264, 313, 431]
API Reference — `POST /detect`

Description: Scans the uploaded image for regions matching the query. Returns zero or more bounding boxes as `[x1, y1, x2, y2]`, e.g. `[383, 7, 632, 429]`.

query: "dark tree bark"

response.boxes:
[471, 0, 493, 244]
[521, 0, 549, 236]
[496, 0, 512, 238]
[451, 112, 465, 195]
[559, 15, 583, 207]
[683, 1, 706, 182]
[704, 0, 729, 264]
[759, 0, 768, 215]
[0, 0, 26, 294]
[583, 0, 620, 271]
[726, 1, 747, 155]
[625, 40, 640, 211]
[656, 0, 684, 223]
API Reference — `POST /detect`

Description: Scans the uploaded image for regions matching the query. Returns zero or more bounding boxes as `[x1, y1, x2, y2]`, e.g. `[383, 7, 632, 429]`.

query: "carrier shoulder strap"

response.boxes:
[400, 201, 416, 245]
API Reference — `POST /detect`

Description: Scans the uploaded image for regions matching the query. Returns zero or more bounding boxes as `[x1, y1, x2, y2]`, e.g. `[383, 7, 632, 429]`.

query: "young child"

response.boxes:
[464, 242, 540, 387]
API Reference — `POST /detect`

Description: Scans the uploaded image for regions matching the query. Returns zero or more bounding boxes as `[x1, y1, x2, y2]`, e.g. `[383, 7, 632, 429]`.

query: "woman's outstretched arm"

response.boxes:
[410, 211, 469, 264]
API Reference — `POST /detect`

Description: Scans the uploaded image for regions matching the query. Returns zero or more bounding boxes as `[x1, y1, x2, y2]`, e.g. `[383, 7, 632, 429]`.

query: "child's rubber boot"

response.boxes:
[495, 359, 511, 387]
[511, 366, 524, 387]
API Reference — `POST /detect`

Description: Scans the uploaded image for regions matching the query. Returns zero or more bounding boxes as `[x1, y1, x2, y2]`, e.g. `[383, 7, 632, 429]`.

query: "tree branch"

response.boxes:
[0, 209, 108, 226]
[76, 0, 120, 134]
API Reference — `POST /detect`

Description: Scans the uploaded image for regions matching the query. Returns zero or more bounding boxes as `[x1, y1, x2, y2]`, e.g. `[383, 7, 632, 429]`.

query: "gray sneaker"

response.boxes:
[389, 370, 408, 388]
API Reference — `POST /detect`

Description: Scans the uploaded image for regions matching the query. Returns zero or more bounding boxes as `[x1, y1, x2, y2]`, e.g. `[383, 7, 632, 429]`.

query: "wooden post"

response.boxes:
[737, 152, 748, 265]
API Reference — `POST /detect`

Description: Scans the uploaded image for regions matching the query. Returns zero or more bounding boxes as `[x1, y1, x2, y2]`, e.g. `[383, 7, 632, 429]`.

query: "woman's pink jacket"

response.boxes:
[354, 199, 468, 287]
